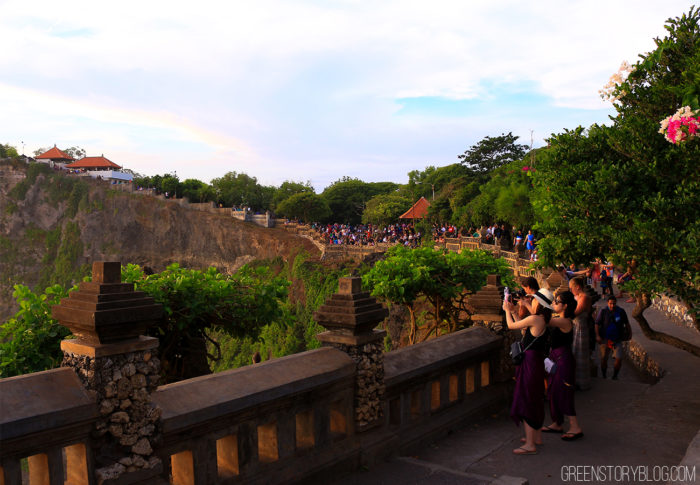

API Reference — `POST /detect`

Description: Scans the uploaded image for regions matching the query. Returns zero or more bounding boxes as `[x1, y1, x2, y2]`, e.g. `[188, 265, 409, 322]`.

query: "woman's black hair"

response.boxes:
[557, 290, 577, 319]
[535, 303, 552, 323]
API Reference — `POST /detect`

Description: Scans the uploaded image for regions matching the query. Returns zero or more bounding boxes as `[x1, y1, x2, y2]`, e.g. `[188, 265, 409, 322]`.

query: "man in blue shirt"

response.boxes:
[595, 295, 629, 379]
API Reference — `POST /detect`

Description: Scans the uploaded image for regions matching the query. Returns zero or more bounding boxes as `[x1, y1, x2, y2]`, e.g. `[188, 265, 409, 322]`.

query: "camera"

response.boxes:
[504, 287, 526, 303]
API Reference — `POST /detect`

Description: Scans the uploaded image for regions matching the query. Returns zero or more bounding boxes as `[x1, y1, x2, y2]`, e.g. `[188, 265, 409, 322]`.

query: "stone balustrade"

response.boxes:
[153, 347, 356, 485]
[381, 326, 504, 452]
[0, 266, 509, 485]
[0, 368, 98, 485]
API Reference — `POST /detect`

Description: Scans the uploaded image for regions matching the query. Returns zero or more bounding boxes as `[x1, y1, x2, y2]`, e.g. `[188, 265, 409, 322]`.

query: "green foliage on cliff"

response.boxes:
[38, 222, 89, 292]
[122, 263, 290, 382]
[209, 253, 352, 371]
[0, 284, 73, 378]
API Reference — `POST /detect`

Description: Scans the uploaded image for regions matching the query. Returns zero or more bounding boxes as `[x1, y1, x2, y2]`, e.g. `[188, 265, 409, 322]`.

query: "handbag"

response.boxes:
[510, 332, 541, 365]
[510, 341, 525, 365]
[544, 357, 558, 374]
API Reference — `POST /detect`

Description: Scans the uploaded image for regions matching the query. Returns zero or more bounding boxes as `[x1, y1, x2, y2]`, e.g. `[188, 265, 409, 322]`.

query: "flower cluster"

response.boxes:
[658, 106, 700, 144]
[599, 61, 634, 103]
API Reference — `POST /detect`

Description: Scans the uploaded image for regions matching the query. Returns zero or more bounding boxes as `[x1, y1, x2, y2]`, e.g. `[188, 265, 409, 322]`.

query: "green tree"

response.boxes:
[457, 159, 534, 229]
[211, 171, 272, 211]
[160, 174, 180, 197]
[122, 263, 289, 382]
[180, 178, 210, 202]
[63, 146, 86, 159]
[362, 192, 412, 226]
[0, 284, 73, 377]
[321, 177, 398, 224]
[272, 180, 315, 210]
[531, 8, 700, 354]
[458, 132, 527, 176]
[362, 246, 514, 344]
[0, 143, 19, 159]
[276, 192, 331, 222]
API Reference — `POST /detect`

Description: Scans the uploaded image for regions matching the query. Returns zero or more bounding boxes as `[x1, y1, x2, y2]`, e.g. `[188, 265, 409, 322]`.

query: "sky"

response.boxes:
[0, 1, 695, 192]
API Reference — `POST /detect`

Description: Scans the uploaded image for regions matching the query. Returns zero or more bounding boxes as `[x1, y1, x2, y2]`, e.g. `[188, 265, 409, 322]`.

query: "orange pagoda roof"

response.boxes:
[66, 156, 121, 170]
[35, 146, 74, 161]
[399, 196, 431, 219]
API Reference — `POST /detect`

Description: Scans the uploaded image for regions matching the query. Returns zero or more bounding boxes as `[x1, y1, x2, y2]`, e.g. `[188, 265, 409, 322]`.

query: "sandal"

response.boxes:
[541, 425, 563, 434]
[562, 432, 584, 441]
[513, 447, 538, 455]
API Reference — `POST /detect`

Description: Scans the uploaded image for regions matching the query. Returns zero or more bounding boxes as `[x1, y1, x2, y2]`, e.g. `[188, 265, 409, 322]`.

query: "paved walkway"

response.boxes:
[333, 298, 700, 485]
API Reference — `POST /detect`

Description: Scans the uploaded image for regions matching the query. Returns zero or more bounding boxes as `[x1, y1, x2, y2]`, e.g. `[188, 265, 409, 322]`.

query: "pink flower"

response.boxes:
[522, 166, 530, 171]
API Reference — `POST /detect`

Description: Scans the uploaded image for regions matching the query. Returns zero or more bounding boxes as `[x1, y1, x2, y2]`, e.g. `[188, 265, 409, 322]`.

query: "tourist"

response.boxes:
[569, 277, 592, 391]
[513, 229, 524, 252]
[595, 295, 629, 380]
[525, 230, 536, 259]
[543, 291, 584, 441]
[503, 289, 552, 455]
[599, 262, 614, 296]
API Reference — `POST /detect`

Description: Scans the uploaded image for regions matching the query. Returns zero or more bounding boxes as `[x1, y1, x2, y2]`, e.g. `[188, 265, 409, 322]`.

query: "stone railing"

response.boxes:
[0, 368, 98, 485]
[0, 264, 509, 485]
[153, 347, 356, 484]
[381, 326, 504, 452]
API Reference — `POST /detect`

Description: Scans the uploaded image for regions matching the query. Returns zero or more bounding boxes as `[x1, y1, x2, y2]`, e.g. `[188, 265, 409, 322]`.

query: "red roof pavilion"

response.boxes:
[66, 156, 121, 170]
[35, 146, 74, 162]
[399, 196, 431, 219]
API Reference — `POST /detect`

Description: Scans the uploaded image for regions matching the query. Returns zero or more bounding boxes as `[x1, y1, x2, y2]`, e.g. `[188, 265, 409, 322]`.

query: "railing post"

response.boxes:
[52, 261, 164, 484]
[469, 274, 512, 383]
[314, 277, 388, 431]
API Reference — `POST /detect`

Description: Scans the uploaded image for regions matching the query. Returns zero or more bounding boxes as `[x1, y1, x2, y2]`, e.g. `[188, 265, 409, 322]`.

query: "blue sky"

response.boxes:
[0, 0, 695, 191]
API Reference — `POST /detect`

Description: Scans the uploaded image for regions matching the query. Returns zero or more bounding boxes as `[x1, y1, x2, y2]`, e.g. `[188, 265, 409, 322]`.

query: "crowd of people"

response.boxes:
[313, 222, 424, 247]
[503, 272, 632, 455]
[310, 220, 541, 258]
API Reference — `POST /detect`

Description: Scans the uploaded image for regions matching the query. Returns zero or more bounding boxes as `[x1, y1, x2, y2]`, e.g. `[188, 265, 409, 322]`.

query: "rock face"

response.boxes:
[0, 162, 320, 319]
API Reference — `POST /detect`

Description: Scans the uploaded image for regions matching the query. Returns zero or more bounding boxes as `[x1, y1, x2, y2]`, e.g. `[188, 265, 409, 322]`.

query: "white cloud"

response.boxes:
[0, 0, 695, 188]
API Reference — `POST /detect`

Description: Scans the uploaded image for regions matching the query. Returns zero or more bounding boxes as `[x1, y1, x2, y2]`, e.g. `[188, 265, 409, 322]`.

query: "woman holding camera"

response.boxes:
[543, 291, 584, 440]
[503, 289, 554, 455]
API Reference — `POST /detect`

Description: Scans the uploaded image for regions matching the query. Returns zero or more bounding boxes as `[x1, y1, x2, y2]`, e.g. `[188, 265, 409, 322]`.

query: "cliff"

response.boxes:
[0, 160, 320, 320]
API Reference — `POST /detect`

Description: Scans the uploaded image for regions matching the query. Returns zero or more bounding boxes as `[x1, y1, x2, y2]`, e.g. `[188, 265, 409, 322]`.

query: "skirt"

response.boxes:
[548, 346, 576, 425]
[511, 350, 545, 429]
[572, 314, 591, 390]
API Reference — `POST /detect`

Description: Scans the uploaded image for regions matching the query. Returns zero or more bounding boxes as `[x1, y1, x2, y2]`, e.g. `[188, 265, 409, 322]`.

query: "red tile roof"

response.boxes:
[399, 196, 431, 219]
[35, 146, 74, 160]
[66, 156, 121, 170]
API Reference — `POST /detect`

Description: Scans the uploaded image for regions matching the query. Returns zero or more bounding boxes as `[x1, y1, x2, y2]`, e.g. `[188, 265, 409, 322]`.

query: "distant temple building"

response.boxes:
[65, 155, 133, 183]
[35, 145, 75, 169]
[399, 196, 431, 219]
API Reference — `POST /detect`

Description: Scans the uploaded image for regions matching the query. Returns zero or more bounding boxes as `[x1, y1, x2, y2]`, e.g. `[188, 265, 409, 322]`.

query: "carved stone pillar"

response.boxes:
[468, 275, 513, 383]
[53, 261, 164, 484]
[314, 277, 388, 431]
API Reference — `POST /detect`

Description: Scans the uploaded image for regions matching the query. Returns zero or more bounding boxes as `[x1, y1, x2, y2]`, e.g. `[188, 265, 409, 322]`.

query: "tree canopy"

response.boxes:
[321, 177, 398, 224]
[458, 132, 528, 176]
[531, 8, 700, 348]
[122, 263, 289, 382]
[362, 246, 514, 344]
[276, 192, 331, 223]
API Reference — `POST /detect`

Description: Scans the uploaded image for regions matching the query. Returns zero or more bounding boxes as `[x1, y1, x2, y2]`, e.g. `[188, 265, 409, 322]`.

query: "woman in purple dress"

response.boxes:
[542, 291, 584, 441]
[503, 288, 554, 455]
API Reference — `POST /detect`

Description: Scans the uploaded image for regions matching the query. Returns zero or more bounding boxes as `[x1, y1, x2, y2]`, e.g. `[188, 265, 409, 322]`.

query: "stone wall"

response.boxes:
[62, 343, 163, 481]
[327, 340, 385, 429]
[651, 294, 697, 332]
